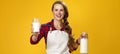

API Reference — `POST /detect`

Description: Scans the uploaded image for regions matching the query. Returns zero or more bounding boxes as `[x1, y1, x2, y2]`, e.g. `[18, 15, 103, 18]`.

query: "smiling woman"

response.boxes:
[0, 0, 120, 54]
[30, 1, 80, 54]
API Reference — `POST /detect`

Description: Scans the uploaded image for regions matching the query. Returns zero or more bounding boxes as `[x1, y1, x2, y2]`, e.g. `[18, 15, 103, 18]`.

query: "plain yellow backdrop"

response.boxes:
[0, 0, 120, 54]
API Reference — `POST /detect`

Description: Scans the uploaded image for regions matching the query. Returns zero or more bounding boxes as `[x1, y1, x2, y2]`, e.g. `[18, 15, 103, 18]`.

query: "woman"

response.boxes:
[30, 1, 80, 54]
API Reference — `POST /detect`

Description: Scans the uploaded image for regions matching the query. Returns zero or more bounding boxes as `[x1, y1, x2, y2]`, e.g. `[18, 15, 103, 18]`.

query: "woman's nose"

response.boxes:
[57, 11, 61, 15]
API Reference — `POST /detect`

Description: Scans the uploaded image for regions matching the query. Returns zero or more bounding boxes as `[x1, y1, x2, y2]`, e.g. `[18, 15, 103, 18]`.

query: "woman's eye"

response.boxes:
[55, 9, 58, 11]
[60, 9, 63, 11]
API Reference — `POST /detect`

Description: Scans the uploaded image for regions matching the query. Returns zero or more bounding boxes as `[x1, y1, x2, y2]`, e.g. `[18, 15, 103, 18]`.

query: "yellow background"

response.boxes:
[0, 0, 120, 54]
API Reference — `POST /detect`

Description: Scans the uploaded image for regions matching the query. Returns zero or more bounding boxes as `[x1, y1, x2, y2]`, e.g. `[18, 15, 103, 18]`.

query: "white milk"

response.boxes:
[80, 32, 88, 54]
[32, 18, 40, 32]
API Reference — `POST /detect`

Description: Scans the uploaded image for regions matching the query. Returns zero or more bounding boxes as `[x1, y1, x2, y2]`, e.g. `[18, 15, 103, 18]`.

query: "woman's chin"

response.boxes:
[55, 17, 62, 20]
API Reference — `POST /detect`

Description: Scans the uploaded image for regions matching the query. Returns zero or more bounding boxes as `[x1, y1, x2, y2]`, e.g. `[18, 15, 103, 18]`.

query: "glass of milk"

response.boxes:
[80, 32, 88, 54]
[32, 18, 40, 32]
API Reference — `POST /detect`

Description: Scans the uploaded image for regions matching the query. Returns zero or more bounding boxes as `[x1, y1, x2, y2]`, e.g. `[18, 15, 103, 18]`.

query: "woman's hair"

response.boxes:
[52, 1, 76, 52]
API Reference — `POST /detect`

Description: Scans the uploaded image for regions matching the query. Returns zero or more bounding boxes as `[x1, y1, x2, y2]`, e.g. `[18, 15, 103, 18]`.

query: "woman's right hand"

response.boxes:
[31, 25, 40, 42]
[31, 18, 40, 42]
[31, 32, 39, 42]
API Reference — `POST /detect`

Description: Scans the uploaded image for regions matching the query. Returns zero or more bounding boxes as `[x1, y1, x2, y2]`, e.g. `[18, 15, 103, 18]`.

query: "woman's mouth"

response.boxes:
[56, 15, 62, 18]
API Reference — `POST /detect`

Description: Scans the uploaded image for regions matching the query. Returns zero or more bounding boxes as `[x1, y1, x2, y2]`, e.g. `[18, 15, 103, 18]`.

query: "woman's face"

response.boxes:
[52, 4, 65, 21]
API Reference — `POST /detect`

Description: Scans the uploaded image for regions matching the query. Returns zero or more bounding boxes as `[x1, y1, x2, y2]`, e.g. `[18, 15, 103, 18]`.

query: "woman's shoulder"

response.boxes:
[41, 21, 52, 28]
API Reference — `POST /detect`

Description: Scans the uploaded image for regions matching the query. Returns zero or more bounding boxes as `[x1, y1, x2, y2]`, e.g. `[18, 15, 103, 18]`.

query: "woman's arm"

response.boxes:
[30, 25, 45, 44]
[69, 32, 88, 53]
[68, 29, 80, 53]
[68, 38, 80, 53]
[30, 32, 40, 44]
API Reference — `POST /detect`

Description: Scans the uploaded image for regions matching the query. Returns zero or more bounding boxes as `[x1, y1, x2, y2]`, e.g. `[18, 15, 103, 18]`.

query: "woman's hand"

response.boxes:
[68, 35, 81, 53]
[77, 32, 88, 45]
[31, 24, 40, 42]
[31, 32, 39, 42]
[76, 37, 80, 45]
[31, 18, 40, 42]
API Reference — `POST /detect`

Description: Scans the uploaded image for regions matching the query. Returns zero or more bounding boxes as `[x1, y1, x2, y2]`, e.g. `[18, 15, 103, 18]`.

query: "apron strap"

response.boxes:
[47, 24, 52, 32]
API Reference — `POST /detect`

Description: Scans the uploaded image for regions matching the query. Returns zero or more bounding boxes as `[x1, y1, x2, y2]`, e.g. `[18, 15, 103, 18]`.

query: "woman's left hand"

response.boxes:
[76, 37, 80, 45]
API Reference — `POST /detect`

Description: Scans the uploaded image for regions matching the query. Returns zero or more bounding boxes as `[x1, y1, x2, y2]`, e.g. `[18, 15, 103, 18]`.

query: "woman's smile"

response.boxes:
[56, 14, 62, 18]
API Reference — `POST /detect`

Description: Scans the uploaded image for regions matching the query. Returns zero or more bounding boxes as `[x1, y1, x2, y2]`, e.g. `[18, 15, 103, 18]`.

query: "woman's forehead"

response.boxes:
[53, 4, 64, 9]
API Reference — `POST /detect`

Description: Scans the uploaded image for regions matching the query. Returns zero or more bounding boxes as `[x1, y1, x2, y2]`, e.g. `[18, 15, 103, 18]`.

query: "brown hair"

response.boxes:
[52, 1, 76, 52]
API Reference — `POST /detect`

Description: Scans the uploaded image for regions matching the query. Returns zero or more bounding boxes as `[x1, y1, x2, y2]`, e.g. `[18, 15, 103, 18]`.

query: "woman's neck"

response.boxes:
[54, 19, 63, 30]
